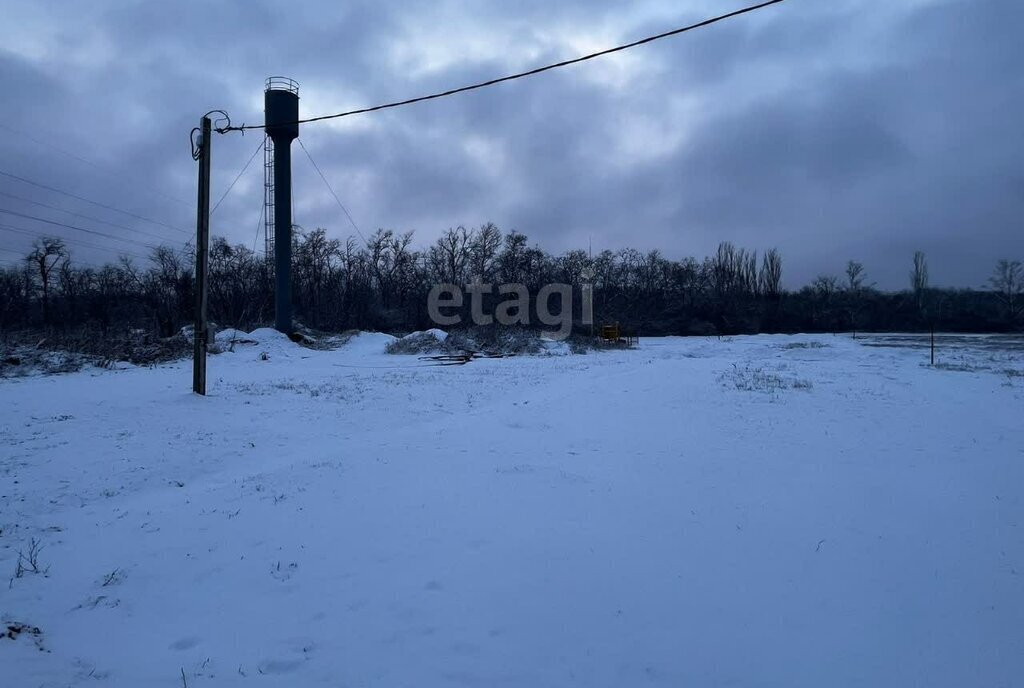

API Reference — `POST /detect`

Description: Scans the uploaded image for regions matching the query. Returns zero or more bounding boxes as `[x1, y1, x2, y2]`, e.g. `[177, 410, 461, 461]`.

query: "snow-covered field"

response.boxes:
[2, 332, 1022, 687]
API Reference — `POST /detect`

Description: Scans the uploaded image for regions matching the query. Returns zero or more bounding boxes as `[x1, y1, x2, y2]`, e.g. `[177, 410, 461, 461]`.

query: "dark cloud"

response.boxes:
[0, 0, 1020, 287]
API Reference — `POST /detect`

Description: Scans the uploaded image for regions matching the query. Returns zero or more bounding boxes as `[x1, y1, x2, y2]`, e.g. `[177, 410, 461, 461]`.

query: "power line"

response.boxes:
[0, 169, 192, 235]
[0, 209, 169, 254]
[211, 136, 265, 216]
[0, 225, 150, 261]
[297, 137, 367, 243]
[252, 197, 266, 254]
[0, 245, 111, 271]
[0, 122, 192, 206]
[222, 0, 785, 132]
[0, 223, 152, 261]
[0, 190, 181, 244]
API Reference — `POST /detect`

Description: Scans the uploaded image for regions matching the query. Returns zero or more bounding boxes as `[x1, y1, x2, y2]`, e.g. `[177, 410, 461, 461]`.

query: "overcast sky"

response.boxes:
[0, 0, 1020, 289]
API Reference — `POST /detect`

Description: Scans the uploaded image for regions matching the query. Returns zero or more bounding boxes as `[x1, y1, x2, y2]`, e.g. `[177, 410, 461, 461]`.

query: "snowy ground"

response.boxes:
[1, 332, 1022, 687]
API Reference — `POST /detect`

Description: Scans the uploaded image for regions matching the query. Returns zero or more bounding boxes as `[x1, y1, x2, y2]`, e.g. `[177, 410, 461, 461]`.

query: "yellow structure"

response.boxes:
[600, 323, 637, 347]
[601, 323, 620, 343]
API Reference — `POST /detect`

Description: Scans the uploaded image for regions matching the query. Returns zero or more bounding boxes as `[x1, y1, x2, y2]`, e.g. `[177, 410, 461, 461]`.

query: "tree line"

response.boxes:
[1, 224, 1021, 341]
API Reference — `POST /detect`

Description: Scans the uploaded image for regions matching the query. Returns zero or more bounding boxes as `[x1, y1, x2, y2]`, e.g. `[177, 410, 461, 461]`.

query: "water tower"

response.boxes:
[264, 76, 299, 333]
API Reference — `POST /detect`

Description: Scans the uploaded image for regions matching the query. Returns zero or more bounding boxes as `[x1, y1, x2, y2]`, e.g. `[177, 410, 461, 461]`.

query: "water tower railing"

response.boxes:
[265, 76, 299, 94]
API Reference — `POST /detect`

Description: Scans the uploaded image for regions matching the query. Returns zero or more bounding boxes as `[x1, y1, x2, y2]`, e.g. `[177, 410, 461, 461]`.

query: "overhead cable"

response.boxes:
[220, 1, 784, 132]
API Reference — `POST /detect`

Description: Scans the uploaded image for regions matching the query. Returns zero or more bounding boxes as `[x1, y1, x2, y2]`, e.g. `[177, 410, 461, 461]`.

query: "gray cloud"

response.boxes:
[0, 0, 1020, 287]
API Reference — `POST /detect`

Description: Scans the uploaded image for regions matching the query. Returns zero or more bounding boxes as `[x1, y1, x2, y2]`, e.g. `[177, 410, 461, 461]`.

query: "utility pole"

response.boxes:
[930, 323, 935, 366]
[589, 236, 595, 338]
[192, 115, 212, 395]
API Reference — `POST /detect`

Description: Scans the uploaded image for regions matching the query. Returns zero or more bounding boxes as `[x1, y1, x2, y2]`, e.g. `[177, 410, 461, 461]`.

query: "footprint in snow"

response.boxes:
[169, 636, 201, 651]
[258, 658, 303, 674]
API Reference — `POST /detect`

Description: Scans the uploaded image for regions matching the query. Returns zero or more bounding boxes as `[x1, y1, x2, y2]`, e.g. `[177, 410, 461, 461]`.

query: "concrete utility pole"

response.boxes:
[192, 115, 212, 395]
[264, 77, 300, 334]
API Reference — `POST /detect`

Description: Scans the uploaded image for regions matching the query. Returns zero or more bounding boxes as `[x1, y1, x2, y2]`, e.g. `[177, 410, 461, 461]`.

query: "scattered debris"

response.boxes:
[2, 622, 41, 641]
[2, 621, 46, 651]
[419, 351, 512, 366]
[101, 568, 125, 587]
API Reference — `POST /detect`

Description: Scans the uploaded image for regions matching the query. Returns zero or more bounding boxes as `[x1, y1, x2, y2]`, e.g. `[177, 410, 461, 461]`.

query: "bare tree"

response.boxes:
[910, 251, 929, 316]
[2, 223, 1018, 348]
[26, 236, 68, 325]
[497, 231, 529, 284]
[845, 261, 866, 292]
[555, 249, 590, 286]
[428, 226, 470, 286]
[740, 249, 759, 297]
[759, 248, 782, 299]
[812, 274, 840, 298]
[0, 262, 32, 330]
[988, 259, 1023, 326]
[293, 227, 341, 325]
[669, 257, 704, 309]
[844, 260, 870, 336]
[710, 242, 738, 298]
[811, 274, 840, 331]
[469, 222, 502, 282]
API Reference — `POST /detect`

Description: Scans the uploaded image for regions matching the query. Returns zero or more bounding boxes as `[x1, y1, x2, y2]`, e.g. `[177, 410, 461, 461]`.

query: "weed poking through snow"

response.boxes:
[11, 537, 49, 584]
[719, 363, 813, 398]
